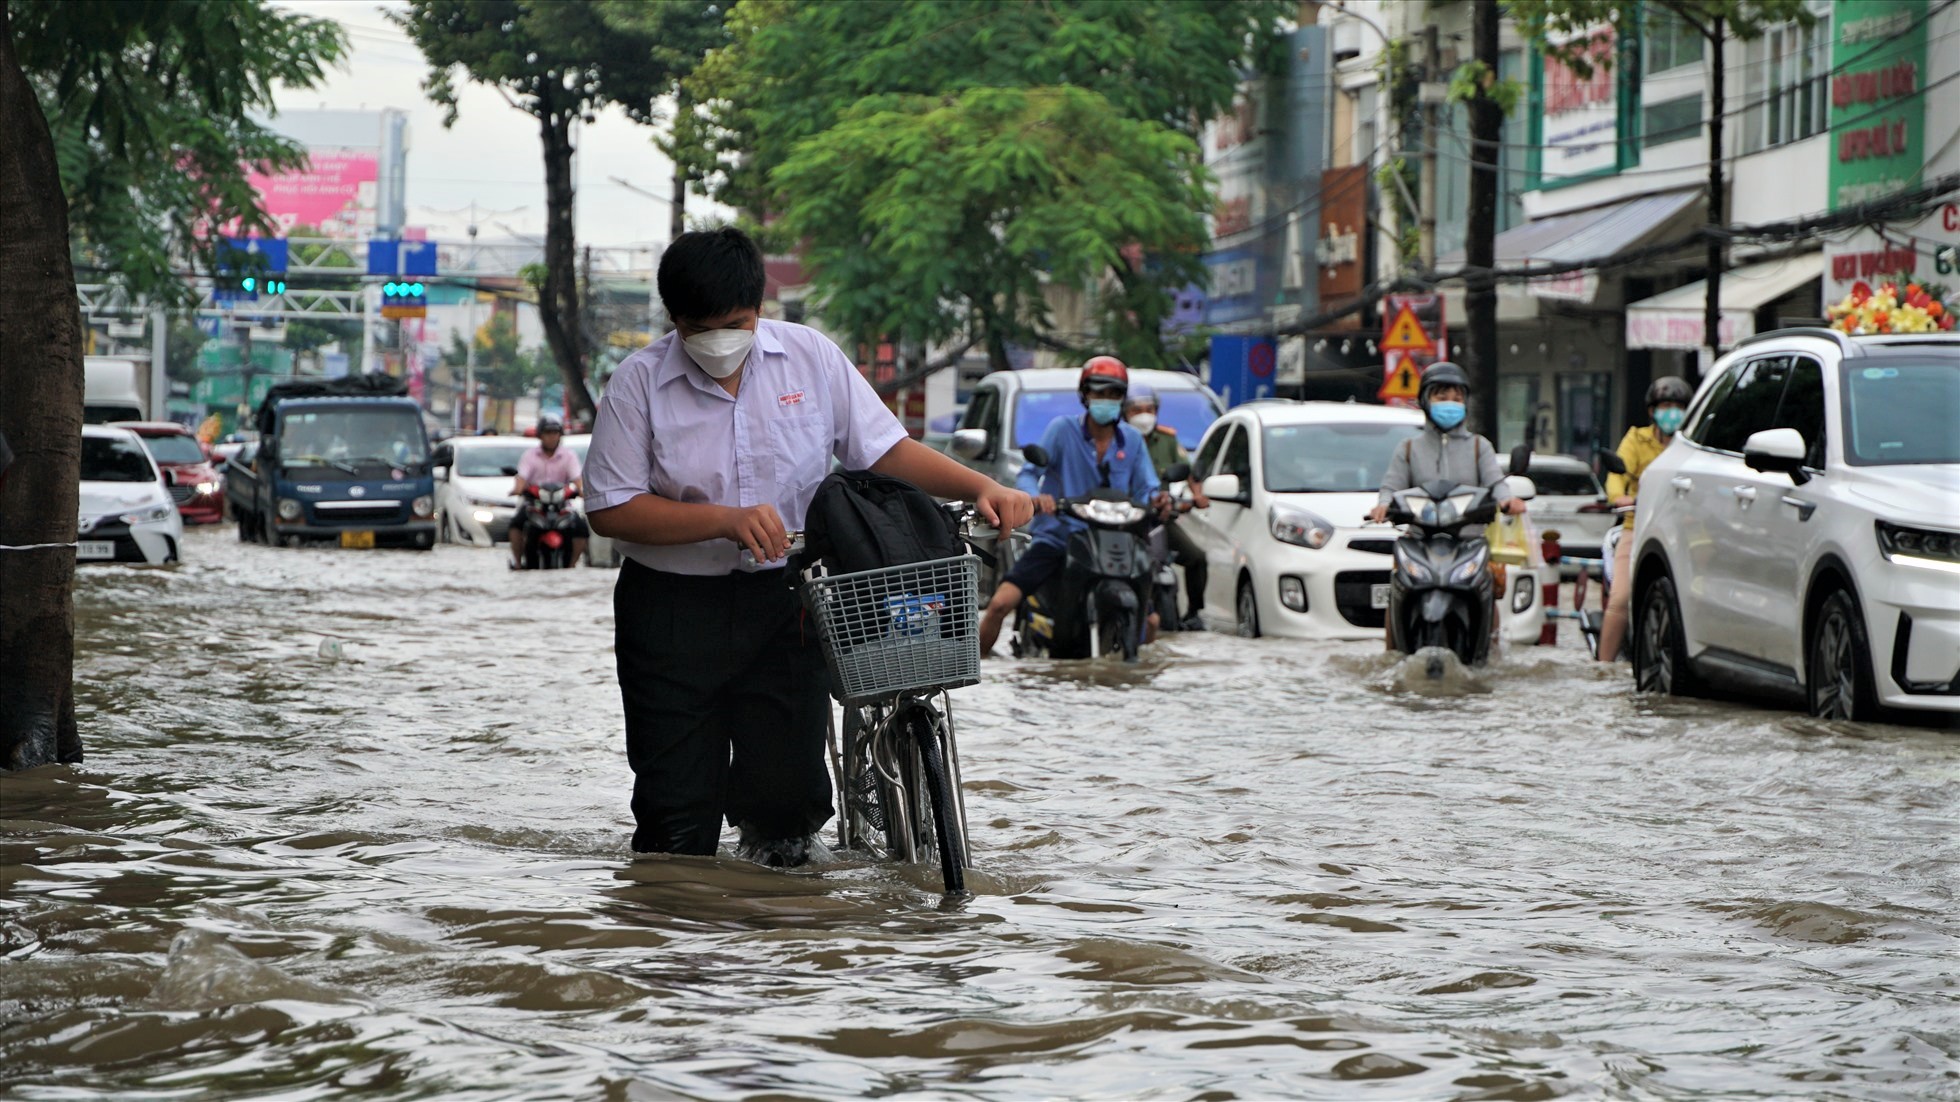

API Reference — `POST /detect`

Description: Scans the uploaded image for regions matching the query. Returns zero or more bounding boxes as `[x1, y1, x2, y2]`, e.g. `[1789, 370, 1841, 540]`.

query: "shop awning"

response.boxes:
[1440, 190, 1702, 319]
[1624, 253, 1823, 350]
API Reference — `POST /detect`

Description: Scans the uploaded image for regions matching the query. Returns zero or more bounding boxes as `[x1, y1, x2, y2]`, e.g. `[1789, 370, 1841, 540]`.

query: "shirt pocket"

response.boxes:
[768, 411, 832, 499]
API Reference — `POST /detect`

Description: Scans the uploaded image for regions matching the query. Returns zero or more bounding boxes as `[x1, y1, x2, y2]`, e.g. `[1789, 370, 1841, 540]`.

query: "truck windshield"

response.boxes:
[80, 436, 157, 482]
[280, 407, 429, 472]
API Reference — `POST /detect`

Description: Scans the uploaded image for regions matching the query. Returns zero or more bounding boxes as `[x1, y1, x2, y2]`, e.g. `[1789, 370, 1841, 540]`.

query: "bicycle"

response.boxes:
[755, 507, 992, 895]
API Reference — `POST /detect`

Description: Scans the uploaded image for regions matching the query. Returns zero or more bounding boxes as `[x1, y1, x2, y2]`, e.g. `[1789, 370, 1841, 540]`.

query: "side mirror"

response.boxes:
[431, 443, 454, 468]
[1743, 427, 1810, 484]
[1504, 474, 1537, 502]
[1022, 443, 1052, 469]
[160, 468, 178, 487]
[1597, 450, 1628, 476]
[500, 465, 520, 477]
[1508, 444, 1534, 476]
[1161, 461, 1193, 484]
[1201, 472, 1247, 504]
[949, 428, 989, 461]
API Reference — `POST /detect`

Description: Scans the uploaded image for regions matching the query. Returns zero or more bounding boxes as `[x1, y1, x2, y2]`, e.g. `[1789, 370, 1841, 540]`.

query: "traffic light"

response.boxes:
[382, 280, 427, 319]
[265, 278, 287, 295]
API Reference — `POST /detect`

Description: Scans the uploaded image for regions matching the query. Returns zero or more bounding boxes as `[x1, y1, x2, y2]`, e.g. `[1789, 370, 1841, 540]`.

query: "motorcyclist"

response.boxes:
[1367, 361, 1525, 524]
[1596, 375, 1691, 662]
[978, 356, 1168, 654]
[509, 415, 589, 567]
[1125, 382, 1210, 628]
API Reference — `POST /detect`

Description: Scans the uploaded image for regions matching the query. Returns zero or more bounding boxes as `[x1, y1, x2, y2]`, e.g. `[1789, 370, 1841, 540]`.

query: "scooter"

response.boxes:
[1147, 491, 1199, 633]
[517, 481, 579, 570]
[1011, 444, 1189, 662]
[1384, 478, 1505, 667]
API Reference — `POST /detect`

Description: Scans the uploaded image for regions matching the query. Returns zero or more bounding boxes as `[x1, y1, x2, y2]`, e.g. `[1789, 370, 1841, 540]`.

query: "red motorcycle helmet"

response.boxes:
[1079, 355, 1129, 396]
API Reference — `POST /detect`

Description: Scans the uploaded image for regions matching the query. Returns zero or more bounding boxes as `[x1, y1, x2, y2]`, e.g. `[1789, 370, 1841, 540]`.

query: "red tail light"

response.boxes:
[542, 531, 564, 548]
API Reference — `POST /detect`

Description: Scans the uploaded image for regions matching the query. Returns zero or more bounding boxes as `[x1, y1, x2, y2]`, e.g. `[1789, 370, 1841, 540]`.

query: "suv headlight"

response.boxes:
[1269, 503, 1334, 549]
[412, 495, 435, 518]
[277, 498, 303, 521]
[120, 505, 174, 525]
[1876, 521, 1960, 573]
[195, 481, 219, 496]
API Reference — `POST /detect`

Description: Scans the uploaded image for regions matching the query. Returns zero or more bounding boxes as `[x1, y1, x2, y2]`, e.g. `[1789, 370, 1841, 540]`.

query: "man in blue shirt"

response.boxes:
[978, 356, 1165, 654]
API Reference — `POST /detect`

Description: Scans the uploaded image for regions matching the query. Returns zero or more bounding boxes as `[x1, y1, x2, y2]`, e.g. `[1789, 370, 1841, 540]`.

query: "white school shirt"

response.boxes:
[584, 318, 909, 575]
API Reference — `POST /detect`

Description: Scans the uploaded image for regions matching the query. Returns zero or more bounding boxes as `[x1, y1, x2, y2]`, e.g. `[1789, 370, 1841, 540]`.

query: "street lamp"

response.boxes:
[421, 202, 526, 432]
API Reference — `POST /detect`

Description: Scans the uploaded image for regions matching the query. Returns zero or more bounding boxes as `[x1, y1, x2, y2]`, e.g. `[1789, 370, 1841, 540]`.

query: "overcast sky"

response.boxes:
[271, 1, 724, 253]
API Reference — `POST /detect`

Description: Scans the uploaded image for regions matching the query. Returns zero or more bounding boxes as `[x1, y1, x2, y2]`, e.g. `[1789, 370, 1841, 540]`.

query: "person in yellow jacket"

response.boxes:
[1598, 376, 1692, 661]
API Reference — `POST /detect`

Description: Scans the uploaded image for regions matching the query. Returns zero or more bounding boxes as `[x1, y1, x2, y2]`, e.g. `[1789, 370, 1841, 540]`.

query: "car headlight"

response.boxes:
[195, 481, 219, 496]
[120, 505, 174, 525]
[1876, 521, 1960, 573]
[412, 495, 435, 518]
[1447, 543, 1490, 586]
[1392, 540, 1435, 585]
[1269, 504, 1334, 549]
[1070, 498, 1148, 526]
[277, 498, 302, 521]
[473, 509, 495, 524]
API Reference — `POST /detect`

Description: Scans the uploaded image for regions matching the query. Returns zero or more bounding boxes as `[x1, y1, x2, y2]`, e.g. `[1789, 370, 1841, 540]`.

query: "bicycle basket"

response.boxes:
[802, 554, 981, 704]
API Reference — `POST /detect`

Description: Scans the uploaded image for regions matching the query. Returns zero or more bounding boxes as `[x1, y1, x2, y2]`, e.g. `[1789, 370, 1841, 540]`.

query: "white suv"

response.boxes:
[1629, 329, 1960, 720]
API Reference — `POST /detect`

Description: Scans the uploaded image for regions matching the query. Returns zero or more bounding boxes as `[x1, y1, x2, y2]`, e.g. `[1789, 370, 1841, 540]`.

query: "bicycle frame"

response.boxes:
[830, 691, 972, 868]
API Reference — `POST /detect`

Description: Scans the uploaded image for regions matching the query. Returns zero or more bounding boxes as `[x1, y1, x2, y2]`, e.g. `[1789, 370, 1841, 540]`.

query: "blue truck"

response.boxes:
[229, 375, 438, 549]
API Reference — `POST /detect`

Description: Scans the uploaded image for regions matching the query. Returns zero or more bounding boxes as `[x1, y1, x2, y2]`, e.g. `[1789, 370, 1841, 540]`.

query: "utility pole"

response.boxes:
[1700, 14, 1728, 378]
[1418, 24, 1442, 271]
[1465, 0, 1502, 439]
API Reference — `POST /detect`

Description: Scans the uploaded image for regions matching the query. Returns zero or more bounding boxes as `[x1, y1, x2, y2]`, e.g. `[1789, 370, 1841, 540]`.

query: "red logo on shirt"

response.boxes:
[778, 390, 806, 406]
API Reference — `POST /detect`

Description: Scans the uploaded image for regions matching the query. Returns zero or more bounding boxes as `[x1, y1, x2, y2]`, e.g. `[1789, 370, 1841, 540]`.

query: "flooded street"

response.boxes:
[5, 526, 1957, 1100]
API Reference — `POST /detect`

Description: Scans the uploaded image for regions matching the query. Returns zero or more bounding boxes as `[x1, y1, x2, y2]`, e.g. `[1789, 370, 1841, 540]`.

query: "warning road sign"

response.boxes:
[1379, 350, 1422, 402]
[1380, 304, 1434, 353]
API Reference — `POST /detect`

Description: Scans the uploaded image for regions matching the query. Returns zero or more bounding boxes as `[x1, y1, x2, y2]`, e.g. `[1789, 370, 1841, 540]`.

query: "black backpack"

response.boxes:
[803, 470, 963, 575]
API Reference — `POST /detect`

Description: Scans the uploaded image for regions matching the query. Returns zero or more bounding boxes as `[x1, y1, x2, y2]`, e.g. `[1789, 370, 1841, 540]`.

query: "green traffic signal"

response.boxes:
[241, 276, 256, 292]
[266, 279, 287, 295]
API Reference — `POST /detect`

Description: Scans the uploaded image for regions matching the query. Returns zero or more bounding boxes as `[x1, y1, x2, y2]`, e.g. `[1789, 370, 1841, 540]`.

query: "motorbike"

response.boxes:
[1147, 492, 1199, 633]
[1011, 444, 1189, 662]
[517, 481, 579, 570]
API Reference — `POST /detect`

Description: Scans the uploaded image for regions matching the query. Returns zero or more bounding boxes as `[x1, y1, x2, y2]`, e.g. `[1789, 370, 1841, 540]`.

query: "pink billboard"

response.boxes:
[247, 148, 378, 237]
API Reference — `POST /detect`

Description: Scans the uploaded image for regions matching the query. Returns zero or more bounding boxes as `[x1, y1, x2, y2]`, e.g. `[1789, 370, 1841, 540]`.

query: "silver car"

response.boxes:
[1523, 453, 1616, 575]
[947, 368, 1225, 488]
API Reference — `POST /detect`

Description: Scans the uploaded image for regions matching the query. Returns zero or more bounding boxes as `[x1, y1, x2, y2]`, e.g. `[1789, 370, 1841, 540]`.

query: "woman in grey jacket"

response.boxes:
[1367, 361, 1526, 524]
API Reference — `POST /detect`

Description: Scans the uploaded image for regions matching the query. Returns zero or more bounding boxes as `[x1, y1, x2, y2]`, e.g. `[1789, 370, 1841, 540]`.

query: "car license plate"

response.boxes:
[1371, 583, 1391, 609]
[340, 530, 376, 549]
[77, 540, 115, 560]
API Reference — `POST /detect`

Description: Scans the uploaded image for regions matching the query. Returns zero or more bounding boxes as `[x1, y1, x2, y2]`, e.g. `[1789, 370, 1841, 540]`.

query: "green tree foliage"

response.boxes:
[443, 311, 548, 400]
[772, 86, 1211, 367]
[392, 0, 709, 421]
[597, 1, 728, 238]
[1506, 0, 1811, 75]
[690, 0, 1289, 372]
[7, 0, 345, 302]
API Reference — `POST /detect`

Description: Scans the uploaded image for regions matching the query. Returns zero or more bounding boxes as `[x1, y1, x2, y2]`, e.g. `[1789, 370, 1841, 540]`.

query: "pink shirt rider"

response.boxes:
[518, 444, 581, 488]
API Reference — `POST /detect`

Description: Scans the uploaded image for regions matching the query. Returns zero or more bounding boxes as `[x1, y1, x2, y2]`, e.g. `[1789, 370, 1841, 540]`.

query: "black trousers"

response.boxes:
[613, 559, 833, 854]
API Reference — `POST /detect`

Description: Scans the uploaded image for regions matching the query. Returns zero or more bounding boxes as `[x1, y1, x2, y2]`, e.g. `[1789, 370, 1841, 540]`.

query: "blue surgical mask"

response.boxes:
[1653, 407, 1686, 435]
[1088, 399, 1123, 425]
[1427, 400, 1466, 430]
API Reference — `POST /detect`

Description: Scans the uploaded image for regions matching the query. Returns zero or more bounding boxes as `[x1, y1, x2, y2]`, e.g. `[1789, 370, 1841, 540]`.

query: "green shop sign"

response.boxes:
[1827, 0, 1926, 210]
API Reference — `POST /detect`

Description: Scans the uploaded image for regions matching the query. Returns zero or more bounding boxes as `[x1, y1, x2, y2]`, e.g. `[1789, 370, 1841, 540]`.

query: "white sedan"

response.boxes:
[1180, 401, 1545, 647]
[78, 424, 184, 564]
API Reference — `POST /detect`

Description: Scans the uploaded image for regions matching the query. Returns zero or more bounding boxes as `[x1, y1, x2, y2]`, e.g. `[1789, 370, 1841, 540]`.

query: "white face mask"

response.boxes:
[683, 328, 756, 379]
[1126, 412, 1157, 435]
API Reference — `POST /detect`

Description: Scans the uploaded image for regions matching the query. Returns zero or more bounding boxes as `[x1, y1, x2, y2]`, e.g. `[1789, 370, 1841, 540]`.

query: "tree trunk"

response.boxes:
[1465, 0, 1502, 441]
[0, 5, 85, 770]
[1702, 17, 1727, 377]
[537, 106, 598, 423]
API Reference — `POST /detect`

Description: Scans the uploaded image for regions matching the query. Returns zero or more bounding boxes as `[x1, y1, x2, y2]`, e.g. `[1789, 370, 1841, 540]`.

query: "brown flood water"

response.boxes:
[3, 526, 1957, 1099]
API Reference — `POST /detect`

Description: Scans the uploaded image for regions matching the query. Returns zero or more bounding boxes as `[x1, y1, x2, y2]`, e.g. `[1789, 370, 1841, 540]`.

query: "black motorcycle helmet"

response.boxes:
[1645, 376, 1692, 409]
[1418, 360, 1469, 405]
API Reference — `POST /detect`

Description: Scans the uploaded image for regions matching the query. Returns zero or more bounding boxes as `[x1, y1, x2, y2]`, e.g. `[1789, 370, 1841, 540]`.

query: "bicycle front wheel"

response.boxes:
[902, 703, 967, 895]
